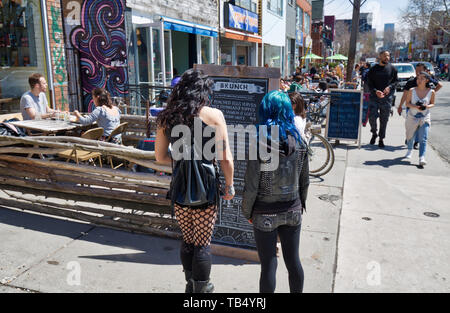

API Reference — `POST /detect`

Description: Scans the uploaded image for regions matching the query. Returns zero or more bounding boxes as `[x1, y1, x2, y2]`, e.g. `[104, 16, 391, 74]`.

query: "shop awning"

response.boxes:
[162, 16, 218, 37]
[224, 30, 262, 43]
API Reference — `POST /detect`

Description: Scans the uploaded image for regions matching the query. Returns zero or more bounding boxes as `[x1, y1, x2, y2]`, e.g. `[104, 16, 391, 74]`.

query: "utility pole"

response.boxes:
[346, 0, 367, 82]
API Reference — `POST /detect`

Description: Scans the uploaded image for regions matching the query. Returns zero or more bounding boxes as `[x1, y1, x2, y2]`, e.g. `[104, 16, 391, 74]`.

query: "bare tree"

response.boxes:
[401, 0, 449, 35]
[360, 31, 377, 57]
[334, 21, 351, 55]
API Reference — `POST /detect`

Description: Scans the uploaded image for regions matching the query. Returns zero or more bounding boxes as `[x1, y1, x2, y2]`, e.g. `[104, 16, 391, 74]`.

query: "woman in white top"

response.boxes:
[288, 92, 309, 143]
[404, 72, 435, 166]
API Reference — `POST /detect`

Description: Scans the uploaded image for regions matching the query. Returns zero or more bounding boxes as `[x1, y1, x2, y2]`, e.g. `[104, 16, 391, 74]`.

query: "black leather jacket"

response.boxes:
[241, 135, 309, 219]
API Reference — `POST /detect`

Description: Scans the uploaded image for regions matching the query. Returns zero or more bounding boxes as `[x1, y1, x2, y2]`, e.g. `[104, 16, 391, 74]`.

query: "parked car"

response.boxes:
[410, 61, 435, 76]
[392, 63, 416, 91]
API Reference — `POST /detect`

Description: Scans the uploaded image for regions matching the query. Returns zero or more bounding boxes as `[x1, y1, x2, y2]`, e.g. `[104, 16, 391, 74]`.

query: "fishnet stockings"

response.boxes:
[174, 204, 217, 246]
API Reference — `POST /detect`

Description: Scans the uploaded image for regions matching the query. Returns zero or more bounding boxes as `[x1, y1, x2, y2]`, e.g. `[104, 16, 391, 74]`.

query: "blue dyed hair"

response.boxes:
[258, 90, 302, 144]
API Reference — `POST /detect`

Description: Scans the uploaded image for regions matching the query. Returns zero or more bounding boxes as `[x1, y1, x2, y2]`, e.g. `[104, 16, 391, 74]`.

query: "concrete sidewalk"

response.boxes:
[0, 109, 449, 293]
[334, 111, 450, 292]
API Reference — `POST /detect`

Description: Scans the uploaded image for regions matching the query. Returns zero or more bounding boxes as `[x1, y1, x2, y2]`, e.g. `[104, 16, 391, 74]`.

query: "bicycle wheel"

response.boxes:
[308, 133, 331, 174]
[313, 136, 335, 177]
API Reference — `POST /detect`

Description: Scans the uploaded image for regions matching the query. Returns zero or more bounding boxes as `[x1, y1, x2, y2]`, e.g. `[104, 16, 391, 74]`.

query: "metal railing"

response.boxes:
[116, 84, 173, 116]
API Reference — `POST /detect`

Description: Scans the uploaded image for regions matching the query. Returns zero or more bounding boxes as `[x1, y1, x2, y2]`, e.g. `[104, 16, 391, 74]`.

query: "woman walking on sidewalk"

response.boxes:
[155, 69, 235, 293]
[242, 91, 310, 293]
[404, 71, 436, 166]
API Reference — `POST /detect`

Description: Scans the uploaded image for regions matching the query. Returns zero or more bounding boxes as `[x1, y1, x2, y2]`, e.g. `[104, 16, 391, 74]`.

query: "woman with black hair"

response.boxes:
[155, 69, 234, 293]
[74, 88, 122, 144]
[316, 81, 328, 93]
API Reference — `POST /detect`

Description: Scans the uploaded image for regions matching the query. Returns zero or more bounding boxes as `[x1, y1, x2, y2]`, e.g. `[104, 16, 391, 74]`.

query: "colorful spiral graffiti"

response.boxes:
[70, 0, 128, 112]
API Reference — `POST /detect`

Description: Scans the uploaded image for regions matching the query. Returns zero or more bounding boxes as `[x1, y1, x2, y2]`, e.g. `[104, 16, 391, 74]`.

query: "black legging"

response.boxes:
[254, 224, 304, 293]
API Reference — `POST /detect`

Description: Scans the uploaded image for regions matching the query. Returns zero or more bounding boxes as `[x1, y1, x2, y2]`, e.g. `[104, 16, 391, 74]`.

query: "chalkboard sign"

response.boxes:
[325, 89, 363, 146]
[194, 64, 280, 249]
[210, 77, 267, 248]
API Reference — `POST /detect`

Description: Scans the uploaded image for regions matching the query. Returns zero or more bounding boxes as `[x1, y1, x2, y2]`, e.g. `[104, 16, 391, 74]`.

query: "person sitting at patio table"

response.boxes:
[73, 88, 122, 144]
[20, 73, 56, 120]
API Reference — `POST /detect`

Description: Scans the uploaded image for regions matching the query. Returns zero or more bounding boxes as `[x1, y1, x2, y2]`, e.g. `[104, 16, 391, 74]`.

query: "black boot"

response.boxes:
[184, 270, 193, 293]
[370, 134, 377, 145]
[193, 279, 215, 293]
[378, 139, 385, 148]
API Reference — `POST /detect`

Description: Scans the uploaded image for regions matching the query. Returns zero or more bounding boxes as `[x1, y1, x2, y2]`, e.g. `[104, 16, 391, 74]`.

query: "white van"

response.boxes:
[392, 63, 416, 91]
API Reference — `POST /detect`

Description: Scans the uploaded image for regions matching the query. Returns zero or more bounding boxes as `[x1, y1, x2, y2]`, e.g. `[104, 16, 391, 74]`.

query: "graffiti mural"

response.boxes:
[50, 5, 68, 110]
[67, 0, 128, 112]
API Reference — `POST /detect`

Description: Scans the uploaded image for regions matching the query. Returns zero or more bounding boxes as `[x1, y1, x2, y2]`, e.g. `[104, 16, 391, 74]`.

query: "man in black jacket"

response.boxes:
[367, 51, 398, 148]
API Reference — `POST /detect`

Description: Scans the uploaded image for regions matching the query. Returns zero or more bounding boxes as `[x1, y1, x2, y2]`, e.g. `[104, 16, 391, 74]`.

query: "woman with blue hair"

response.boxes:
[242, 90, 310, 293]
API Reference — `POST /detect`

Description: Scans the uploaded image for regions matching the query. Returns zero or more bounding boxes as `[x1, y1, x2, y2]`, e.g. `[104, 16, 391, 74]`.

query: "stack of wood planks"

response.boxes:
[0, 134, 179, 239]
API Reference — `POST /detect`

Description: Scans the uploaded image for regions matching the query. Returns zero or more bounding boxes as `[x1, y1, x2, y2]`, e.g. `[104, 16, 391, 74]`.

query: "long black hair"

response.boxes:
[157, 69, 213, 131]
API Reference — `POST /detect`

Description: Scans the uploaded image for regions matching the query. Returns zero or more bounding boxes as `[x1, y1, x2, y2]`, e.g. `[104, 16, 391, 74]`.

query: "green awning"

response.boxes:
[326, 54, 348, 61]
[301, 53, 323, 60]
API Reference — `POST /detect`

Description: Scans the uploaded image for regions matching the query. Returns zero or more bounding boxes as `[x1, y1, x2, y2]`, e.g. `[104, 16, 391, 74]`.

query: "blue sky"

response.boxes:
[324, 0, 410, 35]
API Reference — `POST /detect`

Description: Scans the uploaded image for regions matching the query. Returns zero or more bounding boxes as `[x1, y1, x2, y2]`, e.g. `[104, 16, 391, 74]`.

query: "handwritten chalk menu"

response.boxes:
[326, 89, 363, 144]
[209, 77, 268, 248]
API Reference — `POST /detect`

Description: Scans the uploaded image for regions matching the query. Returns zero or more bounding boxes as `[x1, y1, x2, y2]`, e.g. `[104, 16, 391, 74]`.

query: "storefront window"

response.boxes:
[267, 0, 283, 16]
[164, 30, 172, 83]
[152, 28, 162, 84]
[235, 0, 257, 12]
[136, 27, 149, 82]
[220, 38, 233, 66]
[305, 13, 310, 35]
[264, 44, 281, 69]
[0, 0, 46, 104]
[200, 36, 212, 64]
[296, 6, 303, 33]
[236, 45, 248, 65]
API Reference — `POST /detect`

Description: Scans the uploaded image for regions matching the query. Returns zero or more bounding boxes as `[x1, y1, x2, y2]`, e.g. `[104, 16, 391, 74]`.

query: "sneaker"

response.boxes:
[378, 139, 385, 148]
[414, 142, 419, 150]
[370, 135, 377, 145]
[419, 157, 427, 166]
[405, 150, 412, 159]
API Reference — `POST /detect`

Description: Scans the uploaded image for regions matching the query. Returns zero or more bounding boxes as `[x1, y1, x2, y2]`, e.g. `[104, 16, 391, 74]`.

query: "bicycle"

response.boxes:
[306, 96, 329, 125]
[305, 123, 335, 177]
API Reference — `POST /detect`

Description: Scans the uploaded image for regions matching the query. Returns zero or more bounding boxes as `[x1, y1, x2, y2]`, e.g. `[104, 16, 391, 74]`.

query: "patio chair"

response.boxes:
[106, 122, 128, 169]
[57, 127, 104, 167]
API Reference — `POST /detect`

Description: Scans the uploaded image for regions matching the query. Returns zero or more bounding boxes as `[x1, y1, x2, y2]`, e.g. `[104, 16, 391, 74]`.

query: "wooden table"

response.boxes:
[9, 119, 84, 136]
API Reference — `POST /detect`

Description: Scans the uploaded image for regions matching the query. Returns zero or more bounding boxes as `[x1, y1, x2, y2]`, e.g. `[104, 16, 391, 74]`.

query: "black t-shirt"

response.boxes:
[404, 76, 439, 90]
[404, 77, 417, 91]
[367, 64, 398, 96]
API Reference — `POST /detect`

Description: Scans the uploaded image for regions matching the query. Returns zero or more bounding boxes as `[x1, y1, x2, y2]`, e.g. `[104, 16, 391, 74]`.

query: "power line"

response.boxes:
[334, 1, 353, 18]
